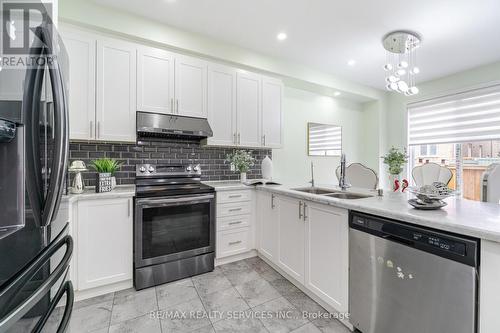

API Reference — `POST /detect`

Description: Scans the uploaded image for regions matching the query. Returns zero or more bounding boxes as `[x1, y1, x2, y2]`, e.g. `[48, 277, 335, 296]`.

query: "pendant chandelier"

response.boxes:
[382, 30, 422, 95]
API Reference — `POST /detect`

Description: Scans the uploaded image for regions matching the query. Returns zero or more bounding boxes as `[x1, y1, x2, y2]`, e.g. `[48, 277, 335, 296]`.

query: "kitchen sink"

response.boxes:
[323, 192, 373, 199]
[292, 187, 337, 195]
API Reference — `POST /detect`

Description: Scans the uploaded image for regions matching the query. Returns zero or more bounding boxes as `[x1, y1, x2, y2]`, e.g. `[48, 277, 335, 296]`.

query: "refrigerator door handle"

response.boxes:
[32, 278, 74, 333]
[43, 49, 69, 227]
[24, 26, 69, 227]
[0, 225, 73, 327]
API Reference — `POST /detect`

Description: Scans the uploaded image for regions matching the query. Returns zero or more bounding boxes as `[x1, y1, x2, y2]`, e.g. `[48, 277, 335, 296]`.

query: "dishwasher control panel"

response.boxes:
[350, 212, 479, 267]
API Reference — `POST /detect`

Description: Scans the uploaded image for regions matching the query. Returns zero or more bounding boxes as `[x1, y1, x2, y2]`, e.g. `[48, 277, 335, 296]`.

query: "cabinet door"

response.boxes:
[96, 38, 136, 142]
[236, 71, 261, 147]
[278, 196, 305, 283]
[174, 55, 208, 118]
[77, 198, 133, 290]
[137, 46, 175, 114]
[207, 64, 237, 146]
[305, 202, 348, 312]
[261, 76, 283, 148]
[256, 191, 279, 263]
[61, 28, 96, 140]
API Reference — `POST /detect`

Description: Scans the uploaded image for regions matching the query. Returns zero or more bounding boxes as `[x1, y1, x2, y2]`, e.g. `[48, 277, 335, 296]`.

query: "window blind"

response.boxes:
[408, 84, 500, 145]
[308, 124, 342, 156]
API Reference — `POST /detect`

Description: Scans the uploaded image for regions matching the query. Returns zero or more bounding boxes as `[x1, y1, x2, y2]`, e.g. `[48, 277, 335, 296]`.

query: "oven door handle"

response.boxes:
[136, 194, 215, 207]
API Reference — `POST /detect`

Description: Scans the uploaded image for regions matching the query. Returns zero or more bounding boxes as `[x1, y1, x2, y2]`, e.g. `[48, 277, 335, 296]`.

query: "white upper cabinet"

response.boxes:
[305, 203, 349, 313]
[175, 55, 208, 118]
[207, 64, 237, 146]
[137, 46, 175, 114]
[236, 71, 261, 147]
[61, 28, 96, 140]
[261, 76, 283, 148]
[96, 38, 137, 142]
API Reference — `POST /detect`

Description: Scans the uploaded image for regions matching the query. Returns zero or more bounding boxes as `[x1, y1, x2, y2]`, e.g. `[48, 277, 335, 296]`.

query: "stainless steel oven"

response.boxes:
[134, 164, 216, 290]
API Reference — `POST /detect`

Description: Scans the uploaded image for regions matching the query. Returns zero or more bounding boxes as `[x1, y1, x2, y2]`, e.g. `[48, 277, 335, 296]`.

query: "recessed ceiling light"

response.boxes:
[276, 32, 287, 41]
[347, 59, 356, 66]
[333, 91, 341, 97]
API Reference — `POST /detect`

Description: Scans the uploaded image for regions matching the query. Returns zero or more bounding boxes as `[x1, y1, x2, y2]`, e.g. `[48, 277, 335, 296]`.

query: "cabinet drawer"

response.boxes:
[217, 190, 251, 204]
[217, 228, 251, 258]
[217, 202, 251, 217]
[217, 214, 251, 232]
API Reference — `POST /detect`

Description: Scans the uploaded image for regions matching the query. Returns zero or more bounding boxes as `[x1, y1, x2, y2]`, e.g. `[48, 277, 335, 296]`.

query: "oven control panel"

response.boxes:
[136, 164, 201, 177]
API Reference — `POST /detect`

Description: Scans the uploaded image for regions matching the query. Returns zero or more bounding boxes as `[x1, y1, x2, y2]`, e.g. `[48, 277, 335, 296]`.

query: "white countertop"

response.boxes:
[255, 184, 500, 242]
[61, 185, 135, 203]
[202, 181, 254, 191]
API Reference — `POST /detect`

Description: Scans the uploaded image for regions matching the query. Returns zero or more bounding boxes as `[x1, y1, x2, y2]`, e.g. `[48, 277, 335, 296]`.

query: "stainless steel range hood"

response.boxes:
[137, 111, 213, 140]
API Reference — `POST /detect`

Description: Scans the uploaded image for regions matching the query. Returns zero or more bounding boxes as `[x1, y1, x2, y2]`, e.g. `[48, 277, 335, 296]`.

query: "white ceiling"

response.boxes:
[92, 0, 500, 90]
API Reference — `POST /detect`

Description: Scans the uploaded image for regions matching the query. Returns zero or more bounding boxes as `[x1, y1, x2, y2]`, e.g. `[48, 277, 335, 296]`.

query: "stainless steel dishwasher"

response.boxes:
[349, 211, 479, 333]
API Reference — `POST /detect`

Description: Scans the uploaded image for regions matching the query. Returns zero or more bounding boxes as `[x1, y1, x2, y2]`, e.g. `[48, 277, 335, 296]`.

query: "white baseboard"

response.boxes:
[215, 250, 257, 266]
[74, 280, 133, 302]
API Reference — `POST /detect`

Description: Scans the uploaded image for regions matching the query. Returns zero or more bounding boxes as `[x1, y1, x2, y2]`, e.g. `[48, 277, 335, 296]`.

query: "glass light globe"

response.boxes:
[412, 67, 420, 74]
[396, 69, 406, 76]
[383, 64, 393, 71]
[390, 82, 398, 90]
[388, 75, 399, 83]
[386, 84, 393, 91]
[409, 86, 419, 95]
[398, 61, 409, 68]
[397, 81, 409, 93]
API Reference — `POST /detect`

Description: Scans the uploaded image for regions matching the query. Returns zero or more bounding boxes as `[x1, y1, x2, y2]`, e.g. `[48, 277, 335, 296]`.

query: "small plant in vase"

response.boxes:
[225, 150, 255, 183]
[89, 158, 122, 193]
[381, 147, 409, 192]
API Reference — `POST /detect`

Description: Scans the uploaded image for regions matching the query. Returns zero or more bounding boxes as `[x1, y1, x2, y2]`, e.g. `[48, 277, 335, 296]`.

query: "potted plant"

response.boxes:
[381, 147, 409, 191]
[89, 158, 122, 193]
[225, 150, 255, 183]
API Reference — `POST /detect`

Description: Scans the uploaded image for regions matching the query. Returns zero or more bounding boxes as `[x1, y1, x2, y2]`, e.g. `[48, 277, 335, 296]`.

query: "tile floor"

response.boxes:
[45, 257, 352, 332]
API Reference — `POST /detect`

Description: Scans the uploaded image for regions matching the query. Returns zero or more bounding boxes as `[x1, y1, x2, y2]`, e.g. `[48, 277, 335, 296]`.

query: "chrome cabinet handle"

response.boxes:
[89, 121, 93, 138]
[271, 194, 275, 209]
[229, 240, 242, 245]
[97, 121, 100, 139]
[228, 195, 242, 198]
[176, 99, 179, 114]
[128, 199, 131, 217]
[238, 133, 241, 145]
[233, 133, 237, 145]
[262, 135, 266, 146]
[299, 201, 303, 219]
[170, 98, 174, 113]
[229, 208, 242, 212]
[303, 203, 308, 221]
[229, 221, 243, 225]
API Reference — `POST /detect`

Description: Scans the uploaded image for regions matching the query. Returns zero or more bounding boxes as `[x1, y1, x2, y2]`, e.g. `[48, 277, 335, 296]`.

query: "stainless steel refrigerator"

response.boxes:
[0, 2, 73, 332]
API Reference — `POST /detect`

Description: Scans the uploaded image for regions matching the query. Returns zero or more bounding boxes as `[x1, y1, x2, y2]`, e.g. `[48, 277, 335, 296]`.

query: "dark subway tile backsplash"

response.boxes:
[68, 139, 272, 187]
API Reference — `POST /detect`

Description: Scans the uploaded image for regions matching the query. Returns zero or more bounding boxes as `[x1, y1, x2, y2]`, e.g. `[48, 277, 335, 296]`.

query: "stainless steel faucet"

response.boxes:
[309, 162, 315, 187]
[339, 153, 351, 191]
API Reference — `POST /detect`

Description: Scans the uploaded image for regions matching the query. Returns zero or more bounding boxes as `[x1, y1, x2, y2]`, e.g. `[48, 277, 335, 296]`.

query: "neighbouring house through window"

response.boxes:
[407, 84, 500, 201]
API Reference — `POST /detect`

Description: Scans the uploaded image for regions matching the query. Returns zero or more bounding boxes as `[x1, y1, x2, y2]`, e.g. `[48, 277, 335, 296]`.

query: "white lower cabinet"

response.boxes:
[217, 228, 252, 258]
[256, 191, 349, 315]
[304, 202, 349, 312]
[256, 191, 279, 262]
[216, 189, 254, 259]
[277, 195, 306, 284]
[76, 198, 133, 290]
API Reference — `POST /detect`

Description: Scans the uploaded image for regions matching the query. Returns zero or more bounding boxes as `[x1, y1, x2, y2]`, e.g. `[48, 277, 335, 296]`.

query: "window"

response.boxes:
[307, 123, 342, 156]
[407, 84, 500, 201]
